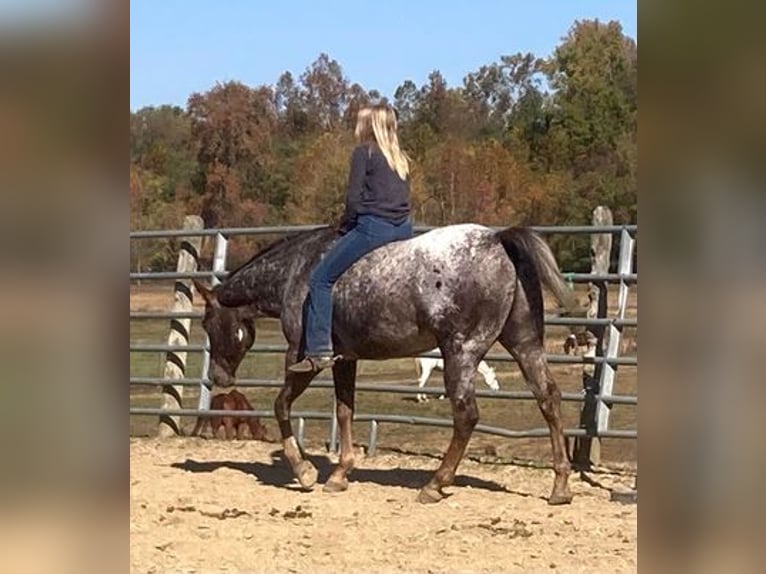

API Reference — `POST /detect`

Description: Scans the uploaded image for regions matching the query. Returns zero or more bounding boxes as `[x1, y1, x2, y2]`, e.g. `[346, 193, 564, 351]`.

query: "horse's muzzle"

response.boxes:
[210, 362, 236, 388]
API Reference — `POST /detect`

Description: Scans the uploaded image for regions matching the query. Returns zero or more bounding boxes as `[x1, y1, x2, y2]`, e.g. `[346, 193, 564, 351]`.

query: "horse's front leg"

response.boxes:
[324, 360, 357, 493]
[275, 347, 320, 489]
[418, 351, 480, 504]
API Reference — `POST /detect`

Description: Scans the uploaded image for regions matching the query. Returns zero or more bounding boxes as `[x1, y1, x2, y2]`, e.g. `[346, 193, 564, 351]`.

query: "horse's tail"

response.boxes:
[496, 227, 576, 314]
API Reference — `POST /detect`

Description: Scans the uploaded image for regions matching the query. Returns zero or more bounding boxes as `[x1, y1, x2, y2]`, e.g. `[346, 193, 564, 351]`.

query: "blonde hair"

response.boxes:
[354, 104, 410, 180]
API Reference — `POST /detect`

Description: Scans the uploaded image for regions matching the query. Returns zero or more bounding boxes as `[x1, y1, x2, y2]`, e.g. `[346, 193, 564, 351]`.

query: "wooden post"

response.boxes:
[157, 215, 204, 437]
[573, 206, 612, 467]
[198, 232, 228, 412]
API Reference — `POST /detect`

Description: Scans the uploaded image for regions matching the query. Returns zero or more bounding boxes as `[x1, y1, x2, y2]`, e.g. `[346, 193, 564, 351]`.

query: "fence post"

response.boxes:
[368, 419, 379, 457]
[198, 232, 228, 412]
[328, 396, 339, 453]
[157, 215, 204, 437]
[596, 229, 635, 434]
[573, 206, 612, 466]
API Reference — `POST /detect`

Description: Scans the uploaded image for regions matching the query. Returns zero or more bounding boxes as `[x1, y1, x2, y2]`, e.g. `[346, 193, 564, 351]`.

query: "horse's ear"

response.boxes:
[192, 279, 218, 306]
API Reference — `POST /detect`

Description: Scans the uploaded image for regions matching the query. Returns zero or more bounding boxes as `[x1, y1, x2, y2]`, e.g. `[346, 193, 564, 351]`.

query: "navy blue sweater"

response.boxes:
[339, 144, 410, 232]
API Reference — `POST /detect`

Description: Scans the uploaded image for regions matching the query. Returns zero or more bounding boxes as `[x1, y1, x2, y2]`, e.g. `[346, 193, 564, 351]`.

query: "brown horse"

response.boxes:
[190, 389, 270, 441]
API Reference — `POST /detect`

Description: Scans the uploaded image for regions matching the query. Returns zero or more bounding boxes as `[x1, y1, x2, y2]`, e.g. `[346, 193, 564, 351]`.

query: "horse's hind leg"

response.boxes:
[500, 303, 572, 505]
[275, 347, 320, 489]
[324, 360, 357, 493]
[418, 348, 481, 504]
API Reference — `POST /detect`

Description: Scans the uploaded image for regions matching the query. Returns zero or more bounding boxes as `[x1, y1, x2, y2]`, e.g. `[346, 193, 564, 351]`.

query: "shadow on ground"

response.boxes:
[171, 451, 540, 498]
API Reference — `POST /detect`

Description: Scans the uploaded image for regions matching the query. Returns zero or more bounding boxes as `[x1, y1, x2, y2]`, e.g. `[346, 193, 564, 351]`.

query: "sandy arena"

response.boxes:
[130, 437, 636, 573]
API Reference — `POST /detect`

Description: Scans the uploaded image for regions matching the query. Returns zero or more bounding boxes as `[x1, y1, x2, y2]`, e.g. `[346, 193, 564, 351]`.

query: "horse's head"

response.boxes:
[193, 280, 255, 387]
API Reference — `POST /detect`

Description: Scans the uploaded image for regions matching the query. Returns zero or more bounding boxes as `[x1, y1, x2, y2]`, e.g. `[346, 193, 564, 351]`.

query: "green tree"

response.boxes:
[275, 71, 311, 138]
[129, 105, 195, 200]
[544, 19, 637, 175]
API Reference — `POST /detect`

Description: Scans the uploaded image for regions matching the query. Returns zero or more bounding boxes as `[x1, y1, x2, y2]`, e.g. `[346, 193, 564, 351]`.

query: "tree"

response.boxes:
[298, 53, 349, 131]
[462, 62, 513, 138]
[344, 83, 382, 129]
[187, 81, 277, 227]
[274, 71, 311, 137]
[129, 20, 638, 272]
[129, 105, 195, 201]
[130, 164, 185, 272]
[394, 80, 421, 125]
[286, 131, 354, 225]
[544, 19, 637, 175]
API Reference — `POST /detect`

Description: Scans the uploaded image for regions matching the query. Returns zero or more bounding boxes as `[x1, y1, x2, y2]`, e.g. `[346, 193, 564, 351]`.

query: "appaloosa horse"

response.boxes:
[193, 223, 575, 505]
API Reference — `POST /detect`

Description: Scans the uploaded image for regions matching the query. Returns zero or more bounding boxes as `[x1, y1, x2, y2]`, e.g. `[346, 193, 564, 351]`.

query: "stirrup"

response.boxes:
[287, 354, 341, 373]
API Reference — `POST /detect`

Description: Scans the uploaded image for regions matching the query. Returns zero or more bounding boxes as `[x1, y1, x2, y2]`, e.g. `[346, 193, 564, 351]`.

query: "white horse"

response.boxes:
[415, 349, 499, 402]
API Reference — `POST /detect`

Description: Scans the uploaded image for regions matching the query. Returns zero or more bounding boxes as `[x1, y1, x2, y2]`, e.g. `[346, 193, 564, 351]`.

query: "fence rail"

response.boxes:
[130, 219, 638, 458]
[130, 224, 637, 239]
[129, 344, 637, 366]
[129, 311, 638, 328]
[129, 377, 637, 405]
[130, 270, 637, 283]
[129, 407, 636, 454]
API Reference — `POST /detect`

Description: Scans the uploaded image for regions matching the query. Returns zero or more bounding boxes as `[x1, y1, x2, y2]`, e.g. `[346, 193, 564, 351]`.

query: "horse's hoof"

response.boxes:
[295, 460, 318, 490]
[548, 491, 574, 505]
[417, 486, 443, 504]
[323, 477, 349, 493]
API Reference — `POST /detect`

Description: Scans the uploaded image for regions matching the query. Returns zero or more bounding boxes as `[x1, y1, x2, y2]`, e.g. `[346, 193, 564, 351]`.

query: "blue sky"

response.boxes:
[130, 0, 636, 111]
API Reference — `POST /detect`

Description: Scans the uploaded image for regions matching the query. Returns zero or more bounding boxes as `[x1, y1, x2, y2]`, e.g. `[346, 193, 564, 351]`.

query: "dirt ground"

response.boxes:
[130, 438, 637, 574]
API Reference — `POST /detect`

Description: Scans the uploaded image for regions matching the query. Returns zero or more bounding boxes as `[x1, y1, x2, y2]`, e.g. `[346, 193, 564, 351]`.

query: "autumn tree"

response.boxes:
[286, 131, 354, 225]
[187, 81, 277, 228]
[130, 24, 637, 272]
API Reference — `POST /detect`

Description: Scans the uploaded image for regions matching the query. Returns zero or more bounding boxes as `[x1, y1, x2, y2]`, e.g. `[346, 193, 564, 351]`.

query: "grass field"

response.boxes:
[130, 284, 637, 464]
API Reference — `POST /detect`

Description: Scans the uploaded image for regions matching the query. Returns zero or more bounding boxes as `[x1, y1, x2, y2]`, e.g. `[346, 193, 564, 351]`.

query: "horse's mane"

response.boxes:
[225, 225, 332, 281]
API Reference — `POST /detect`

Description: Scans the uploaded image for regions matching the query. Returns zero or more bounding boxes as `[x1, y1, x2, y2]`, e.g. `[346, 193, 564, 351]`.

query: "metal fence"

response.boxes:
[130, 223, 637, 455]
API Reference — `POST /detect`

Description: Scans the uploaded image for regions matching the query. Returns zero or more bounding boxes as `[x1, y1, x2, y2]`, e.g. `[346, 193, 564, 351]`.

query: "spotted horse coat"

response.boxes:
[194, 223, 576, 505]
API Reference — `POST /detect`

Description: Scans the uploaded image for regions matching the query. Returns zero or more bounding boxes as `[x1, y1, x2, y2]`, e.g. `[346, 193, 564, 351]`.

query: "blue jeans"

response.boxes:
[303, 214, 413, 356]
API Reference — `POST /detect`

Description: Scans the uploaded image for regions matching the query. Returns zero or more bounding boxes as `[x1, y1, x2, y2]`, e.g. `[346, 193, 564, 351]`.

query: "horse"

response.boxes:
[193, 223, 575, 505]
[190, 390, 270, 441]
[415, 349, 499, 402]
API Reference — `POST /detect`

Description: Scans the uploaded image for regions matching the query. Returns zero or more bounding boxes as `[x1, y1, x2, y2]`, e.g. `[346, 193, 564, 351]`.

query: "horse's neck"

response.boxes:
[219, 229, 334, 317]
[218, 255, 290, 317]
[243, 257, 287, 318]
